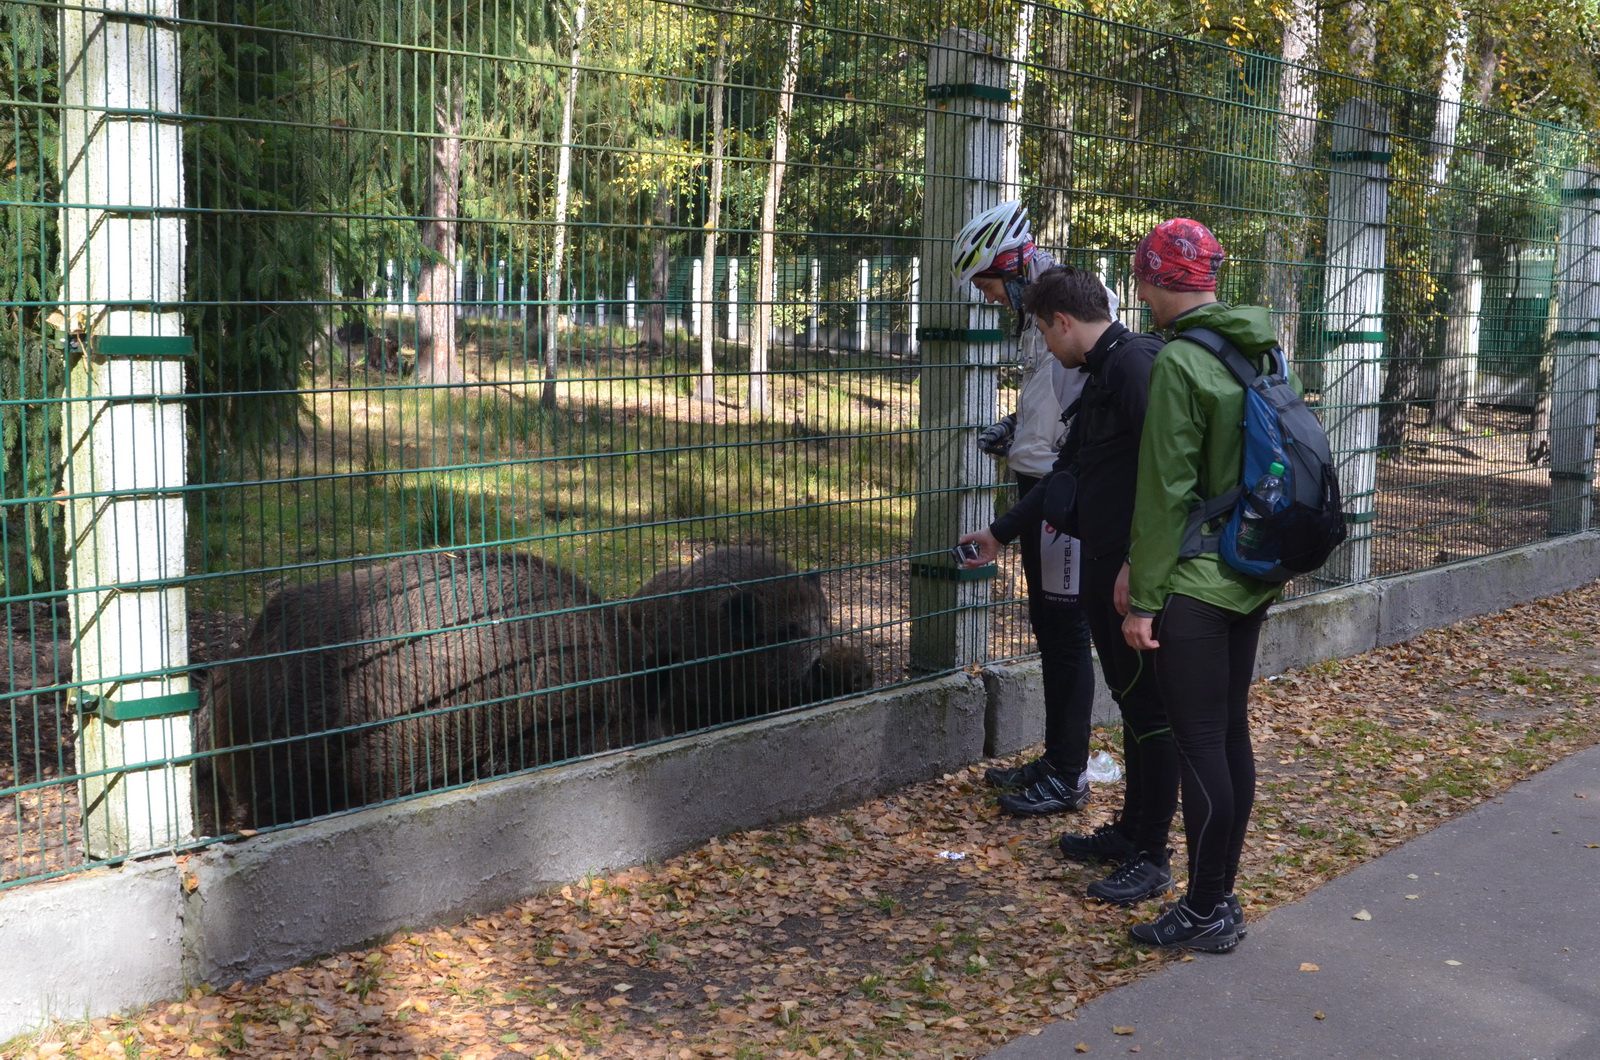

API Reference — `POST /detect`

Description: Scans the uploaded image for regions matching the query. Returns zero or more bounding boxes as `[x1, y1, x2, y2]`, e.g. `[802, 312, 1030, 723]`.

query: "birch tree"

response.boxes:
[544, 0, 589, 408]
[695, 31, 728, 403]
[748, 0, 803, 414]
[1262, 0, 1320, 366]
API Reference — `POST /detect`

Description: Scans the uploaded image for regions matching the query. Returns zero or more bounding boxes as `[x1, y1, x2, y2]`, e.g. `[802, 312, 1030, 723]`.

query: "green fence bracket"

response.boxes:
[1343, 510, 1379, 524]
[1551, 331, 1600, 341]
[1329, 150, 1392, 163]
[1549, 469, 1594, 481]
[94, 336, 194, 359]
[909, 561, 997, 582]
[85, 690, 199, 722]
[915, 327, 1006, 343]
[1558, 186, 1600, 200]
[1321, 330, 1386, 345]
[925, 83, 1011, 103]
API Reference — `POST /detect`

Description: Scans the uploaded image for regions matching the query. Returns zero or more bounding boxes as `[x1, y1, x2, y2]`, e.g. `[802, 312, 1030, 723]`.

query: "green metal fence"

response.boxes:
[2, 0, 1596, 888]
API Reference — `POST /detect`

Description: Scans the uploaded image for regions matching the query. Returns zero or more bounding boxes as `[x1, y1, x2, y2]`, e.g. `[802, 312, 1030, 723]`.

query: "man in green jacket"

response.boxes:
[1121, 218, 1285, 954]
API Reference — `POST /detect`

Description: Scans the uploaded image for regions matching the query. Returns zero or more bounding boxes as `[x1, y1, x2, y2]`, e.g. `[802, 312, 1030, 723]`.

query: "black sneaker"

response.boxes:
[997, 772, 1090, 816]
[1086, 852, 1173, 905]
[1058, 822, 1137, 864]
[1129, 897, 1240, 954]
[984, 757, 1056, 790]
[1225, 892, 1247, 940]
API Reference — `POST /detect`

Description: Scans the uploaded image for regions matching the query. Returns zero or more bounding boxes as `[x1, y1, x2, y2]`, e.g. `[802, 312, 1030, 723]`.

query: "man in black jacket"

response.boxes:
[959, 265, 1178, 906]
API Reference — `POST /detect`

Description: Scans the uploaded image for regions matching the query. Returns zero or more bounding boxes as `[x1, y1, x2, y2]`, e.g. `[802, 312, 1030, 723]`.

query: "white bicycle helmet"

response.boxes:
[951, 200, 1033, 287]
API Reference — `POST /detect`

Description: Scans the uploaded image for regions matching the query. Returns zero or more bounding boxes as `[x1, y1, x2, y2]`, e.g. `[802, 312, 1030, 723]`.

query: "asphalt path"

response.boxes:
[986, 742, 1600, 1060]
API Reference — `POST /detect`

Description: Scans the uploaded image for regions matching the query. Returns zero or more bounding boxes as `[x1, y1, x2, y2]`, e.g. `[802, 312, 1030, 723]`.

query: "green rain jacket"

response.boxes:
[1127, 301, 1292, 618]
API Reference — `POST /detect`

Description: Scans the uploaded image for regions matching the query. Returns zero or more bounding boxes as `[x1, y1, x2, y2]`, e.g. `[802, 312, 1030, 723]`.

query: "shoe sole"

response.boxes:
[1129, 928, 1240, 954]
[999, 799, 1090, 817]
[1087, 878, 1173, 907]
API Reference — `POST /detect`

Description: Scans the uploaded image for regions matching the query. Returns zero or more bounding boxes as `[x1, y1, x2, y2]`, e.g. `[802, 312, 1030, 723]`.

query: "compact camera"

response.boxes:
[950, 541, 982, 566]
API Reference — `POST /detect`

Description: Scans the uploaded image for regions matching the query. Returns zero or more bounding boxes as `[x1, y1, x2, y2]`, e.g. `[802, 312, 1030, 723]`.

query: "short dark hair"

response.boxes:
[1021, 265, 1113, 324]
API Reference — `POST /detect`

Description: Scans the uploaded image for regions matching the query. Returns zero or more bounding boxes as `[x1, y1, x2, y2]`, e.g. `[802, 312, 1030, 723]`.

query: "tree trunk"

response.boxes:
[1002, 0, 1035, 201]
[696, 37, 727, 403]
[1343, 0, 1377, 76]
[642, 185, 673, 350]
[415, 82, 465, 385]
[749, 4, 802, 415]
[1427, 21, 1497, 431]
[543, 0, 587, 409]
[1033, 9, 1074, 249]
[1262, 0, 1319, 366]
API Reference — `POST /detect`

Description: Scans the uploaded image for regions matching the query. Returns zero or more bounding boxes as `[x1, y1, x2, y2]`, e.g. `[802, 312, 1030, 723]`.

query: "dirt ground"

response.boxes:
[8, 579, 1600, 1060]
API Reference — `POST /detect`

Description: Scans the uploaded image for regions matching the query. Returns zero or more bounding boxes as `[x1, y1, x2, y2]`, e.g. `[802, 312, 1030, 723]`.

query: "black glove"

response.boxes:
[977, 412, 1017, 457]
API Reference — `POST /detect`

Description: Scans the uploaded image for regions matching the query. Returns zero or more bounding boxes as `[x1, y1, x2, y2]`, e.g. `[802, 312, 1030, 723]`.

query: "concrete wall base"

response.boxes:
[3, 531, 1597, 1041]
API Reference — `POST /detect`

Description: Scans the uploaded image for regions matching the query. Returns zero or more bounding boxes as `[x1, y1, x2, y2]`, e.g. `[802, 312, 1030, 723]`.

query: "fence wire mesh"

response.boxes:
[1, 0, 1596, 886]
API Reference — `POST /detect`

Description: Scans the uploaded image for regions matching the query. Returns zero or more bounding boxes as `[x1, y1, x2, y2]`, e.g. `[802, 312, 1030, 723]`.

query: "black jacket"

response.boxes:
[990, 322, 1163, 562]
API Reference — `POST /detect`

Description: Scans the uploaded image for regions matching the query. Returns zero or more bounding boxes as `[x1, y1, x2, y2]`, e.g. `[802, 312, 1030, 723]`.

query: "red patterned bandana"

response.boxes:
[982, 242, 1036, 278]
[1132, 219, 1224, 291]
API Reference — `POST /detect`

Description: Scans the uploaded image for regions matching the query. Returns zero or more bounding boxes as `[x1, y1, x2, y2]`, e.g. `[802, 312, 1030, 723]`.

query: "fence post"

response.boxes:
[1320, 98, 1391, 585]
[497, 259, 508, 319]
[909, 256, 921, 356]
[857, 257, 870, 351]
[626, 277, 637, 330]
[808, 258, 820, 346]
[909, 28, 1007, 671]
[1549, 163, 1600, 534]
[690, 258, 703, 336]
[727, 256, 739, 342]
[59, 0, 193, 857]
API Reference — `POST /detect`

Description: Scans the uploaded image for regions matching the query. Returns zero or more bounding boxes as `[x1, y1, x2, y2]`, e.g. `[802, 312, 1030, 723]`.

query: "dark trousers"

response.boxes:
[1079, 553, 1178, 858]
[1152, 593, 1269, 911]
[1015, 472, 1094, 778]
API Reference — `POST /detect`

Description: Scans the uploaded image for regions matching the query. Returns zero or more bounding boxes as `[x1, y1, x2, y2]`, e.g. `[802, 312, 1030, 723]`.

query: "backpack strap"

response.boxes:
[1171, 327, 1277, 561]
[1179, 485, 1243, 560]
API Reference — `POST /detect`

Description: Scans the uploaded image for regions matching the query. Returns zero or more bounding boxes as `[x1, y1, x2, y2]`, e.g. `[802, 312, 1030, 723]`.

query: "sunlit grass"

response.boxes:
[188, 323, 921, 613]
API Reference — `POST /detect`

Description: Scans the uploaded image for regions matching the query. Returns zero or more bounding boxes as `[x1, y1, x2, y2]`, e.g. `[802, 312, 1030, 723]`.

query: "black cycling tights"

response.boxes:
[1015, 473, 1095, 779]
[1152, 593, 1269, 911]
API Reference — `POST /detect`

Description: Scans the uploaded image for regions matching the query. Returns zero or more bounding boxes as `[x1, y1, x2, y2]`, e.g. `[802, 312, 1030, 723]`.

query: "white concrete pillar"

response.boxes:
[385, 259, 398, 315]
[625, 277, 637, 330]
[690, 258, 704, 337]
[808, 257, 820, 346]
[1320, 98, 1391, 586]
[726, 256, 739, 342]
[1549, 164, 1600, 534]
[1464, 259, 1483, 402]
[857, 257, 870, 351]
[454, 258, 465, 319]
[909, 28, 1009, 671]
[59, 0, 193, 856]
[496, 258, 507, 319]
[909, 256, 921, 356]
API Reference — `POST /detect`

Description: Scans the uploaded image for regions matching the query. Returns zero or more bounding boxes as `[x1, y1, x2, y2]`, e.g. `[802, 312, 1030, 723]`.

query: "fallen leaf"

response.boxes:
[1075, 1044, 1090, 1054]
[1299, 963, 1320, 972]
[1444, 960, 1462, 966]
[1352, 910, 1373, 921]
[1405, 894, 1419, 900]
[1314, 1011, 1326, 1020]
[1112, 1025, 1135, 1035]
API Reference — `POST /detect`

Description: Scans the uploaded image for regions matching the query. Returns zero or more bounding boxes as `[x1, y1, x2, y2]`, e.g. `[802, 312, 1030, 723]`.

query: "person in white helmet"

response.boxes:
[951, 201, 1097, 816]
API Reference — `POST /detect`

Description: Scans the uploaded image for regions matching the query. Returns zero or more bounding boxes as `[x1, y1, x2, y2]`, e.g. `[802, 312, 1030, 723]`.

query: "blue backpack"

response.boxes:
[1176, 327, 1346, 582]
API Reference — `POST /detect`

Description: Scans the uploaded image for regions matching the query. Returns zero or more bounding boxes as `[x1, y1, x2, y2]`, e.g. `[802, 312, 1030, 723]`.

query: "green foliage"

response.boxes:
[0, 6, 62, 594]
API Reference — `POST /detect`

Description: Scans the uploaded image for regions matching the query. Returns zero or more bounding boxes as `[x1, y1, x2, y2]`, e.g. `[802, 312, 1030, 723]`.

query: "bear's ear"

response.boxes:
[723, 589, 767, 645]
